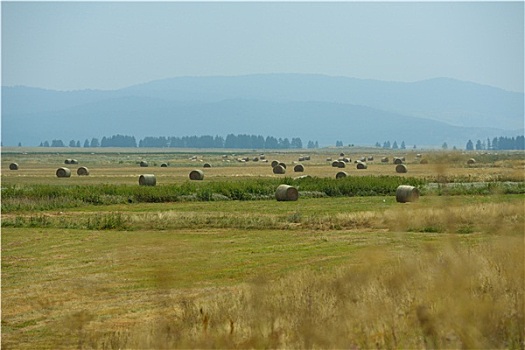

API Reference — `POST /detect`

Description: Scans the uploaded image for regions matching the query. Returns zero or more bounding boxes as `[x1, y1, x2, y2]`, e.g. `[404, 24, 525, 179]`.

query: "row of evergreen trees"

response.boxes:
[39, 134, 320, 149]
[466, 136, 524, 151]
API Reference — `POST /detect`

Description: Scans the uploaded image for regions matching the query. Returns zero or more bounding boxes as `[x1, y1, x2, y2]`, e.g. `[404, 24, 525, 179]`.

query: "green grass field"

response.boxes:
[1, 148, 524, 349]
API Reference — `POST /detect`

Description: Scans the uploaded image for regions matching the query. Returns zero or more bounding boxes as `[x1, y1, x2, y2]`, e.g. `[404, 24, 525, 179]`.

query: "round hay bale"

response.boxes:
[160, 163, 168, 167]
[64, 159, 72, 165]
[140, 161, 149, 167]
[273, 164, 286, 174]
[203, 163, 212, 168]
[278, 162, 287, 169]
[139, 174, 156, 186]
[339, 152, 345, 157]
[271, 160, 280, 168]
[9, 163, 19, 170]
[396, 185, 420, 203]
[420, 159, 429, 164]
[356, 162, 368, 169]
[343, 157, 351, 163]
[395, 164, 408, 173]
[393, 158, 403, 165]
[331, 160, 340, 167]
[381, 157, 389, 163]
[337, 161, 346, 168]
[336, 171, 348, 179]
[275, 184, 299, 201]
[189, 169, 204, 180]
[294, 164, 305, 172]
[77, 166, 90, 176]
[367, 156, 374, 161]
[467, 158, 476, 165]
[56, 167, 71, 178]
[298, 157, 305, 162]
[71, 159, 79, 165]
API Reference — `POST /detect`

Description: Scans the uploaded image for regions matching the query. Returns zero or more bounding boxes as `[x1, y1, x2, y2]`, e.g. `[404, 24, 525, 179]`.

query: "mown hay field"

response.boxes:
[1, 147, 524, 349]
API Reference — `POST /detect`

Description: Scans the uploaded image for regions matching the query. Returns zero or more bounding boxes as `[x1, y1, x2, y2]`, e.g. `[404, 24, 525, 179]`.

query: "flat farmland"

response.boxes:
[1, 147, 524, 349]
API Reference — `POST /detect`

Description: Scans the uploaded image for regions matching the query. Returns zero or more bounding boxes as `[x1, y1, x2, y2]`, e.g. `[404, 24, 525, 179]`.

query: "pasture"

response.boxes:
[1, 147, 524, 349]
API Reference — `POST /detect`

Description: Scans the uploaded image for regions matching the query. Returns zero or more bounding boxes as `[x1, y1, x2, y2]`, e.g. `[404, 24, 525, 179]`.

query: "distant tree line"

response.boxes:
[465, 136, 524, 151]
[39, 134, 320, 150]
[374, 140, 411, 149]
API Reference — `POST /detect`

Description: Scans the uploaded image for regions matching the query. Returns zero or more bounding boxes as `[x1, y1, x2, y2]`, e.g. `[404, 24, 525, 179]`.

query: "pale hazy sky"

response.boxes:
[2, 1, 524, 92]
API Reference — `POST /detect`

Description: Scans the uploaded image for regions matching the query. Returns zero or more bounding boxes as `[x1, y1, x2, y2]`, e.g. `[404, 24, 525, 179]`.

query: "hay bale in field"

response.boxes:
[359, 157, 366, 162]
[294, 175, 311, 180]
[367, 156, 374, 161]
[203, 163, 212, 168]
[271, 160, 280, 168]
[252, 157, 259, 162]
[467, 158, 476, 165]
[337, 161, 346, 168]
[189, 169, 204, 180]
[339, 152, 345, 157]
[9, 163, 19, 170]
[304, 155, 311, 161]
[356, 162, 368, 169]
[343, 157, 351, 163]
[77, 166, 90, 176]
[140, 161, 149, 167]
[381, 157, 389, 163]
[420, 159, 429, 164]
[396, 185, 419, 203]
[298, 156, 305, 162]
[64, 159, 72, 164]
[273, 164, 286, 174]
[331, 160, 340, 167]
[396, 164, 408, 173]
[294, 164, 305, 172]
[139, 174, 156, 186]
[393, 158, 403, 165]
[160, 163, 168, 167]
[278, 162, 287, 169]
[71, 159, 79, 165]
[275, 184, 299, 201]
[56, 167, 71, 178]
[336, 171, 348, 179]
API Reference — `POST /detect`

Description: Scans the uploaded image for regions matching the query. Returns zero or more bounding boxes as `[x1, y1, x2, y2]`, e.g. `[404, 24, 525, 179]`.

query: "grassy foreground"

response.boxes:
[2, 195, 524, 349]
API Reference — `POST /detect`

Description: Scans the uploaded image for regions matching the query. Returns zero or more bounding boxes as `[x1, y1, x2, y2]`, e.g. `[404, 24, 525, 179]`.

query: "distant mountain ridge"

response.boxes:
[2, 74, 523, 147]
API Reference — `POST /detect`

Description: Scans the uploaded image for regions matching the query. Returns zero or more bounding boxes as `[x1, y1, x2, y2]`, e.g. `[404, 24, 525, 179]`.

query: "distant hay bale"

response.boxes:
[278, 162, 287, 169]
[381, 157, 389, 163]
[367, 156, 374, 161]
[331, 160, 340, 167]
[56, 167, 71, 178]
[298, 157, 305, 162]
[294, 175, 311, 180]
[140, 161, 149, 167]
[336, 171, 348, 179]
[77, 166, 90, 176]
[294, 164, 305, 172]
[9, 163, 19, 170]
[64, 159, 72, 165]
[396, 164, 408, 173]
[467, 158, 476, 165]
[271, 160, 280, 168]
[339, 152, 345, 157]
[337, 161, 346, 168]
[420, 159, 429, 164]
[396, 185, 420, 203]
[252, 157, 259, 162]
[189, 169, 204, 180]
[304, 155, 311, 161]
[139, 174, 156, 186]
[273, 164, 286, 174]
[393, 158, 403, 165]
[275, 184, 299, 201]
[356, 162, 368, 169]
[203, 163, 212, 168]
[359, 157, 366, 162]
[71, 159, 79, 165]
[343, 157, 351, 163]
[160, 163, 168, 167]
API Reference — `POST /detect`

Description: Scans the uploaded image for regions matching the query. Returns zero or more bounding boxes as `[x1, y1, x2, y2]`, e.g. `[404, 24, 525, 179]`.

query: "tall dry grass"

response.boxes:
[50, 236, 523, 349]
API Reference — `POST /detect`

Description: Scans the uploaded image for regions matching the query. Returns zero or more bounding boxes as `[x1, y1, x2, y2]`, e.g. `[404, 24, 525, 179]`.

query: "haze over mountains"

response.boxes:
[2, 74, 523, 148]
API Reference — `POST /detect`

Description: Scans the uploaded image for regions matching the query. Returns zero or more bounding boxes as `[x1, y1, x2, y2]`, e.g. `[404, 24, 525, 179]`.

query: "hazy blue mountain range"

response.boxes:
[2, 74, 523, 147]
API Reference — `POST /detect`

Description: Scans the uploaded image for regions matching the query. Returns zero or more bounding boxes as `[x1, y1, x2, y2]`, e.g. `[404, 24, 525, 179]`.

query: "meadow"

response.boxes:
[1, 147, 524, 349]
